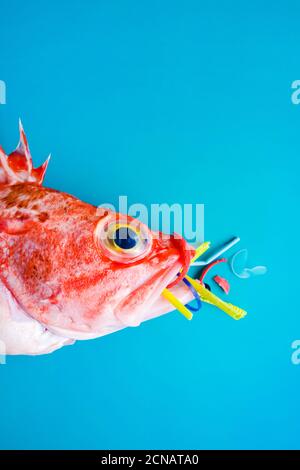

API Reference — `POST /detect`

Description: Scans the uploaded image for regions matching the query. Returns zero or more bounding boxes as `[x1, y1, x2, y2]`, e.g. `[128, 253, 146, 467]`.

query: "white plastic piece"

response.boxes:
[230, 249, 267, 279]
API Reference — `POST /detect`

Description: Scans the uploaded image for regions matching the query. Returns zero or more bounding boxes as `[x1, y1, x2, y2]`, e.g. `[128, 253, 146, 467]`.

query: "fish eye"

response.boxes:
[95, 217, 152, 263]
[112, 226, 139, 250]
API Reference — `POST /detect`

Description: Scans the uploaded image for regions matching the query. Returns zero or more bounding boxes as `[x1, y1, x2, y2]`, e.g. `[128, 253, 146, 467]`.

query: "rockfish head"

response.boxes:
[0, 123, 195, 352]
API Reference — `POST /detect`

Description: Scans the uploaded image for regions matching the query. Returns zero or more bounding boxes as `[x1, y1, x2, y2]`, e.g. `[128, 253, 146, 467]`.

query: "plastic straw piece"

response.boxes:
[162, 288, 193, 320]
[191, 241, 211, 264]
[192, 237, 240, 267]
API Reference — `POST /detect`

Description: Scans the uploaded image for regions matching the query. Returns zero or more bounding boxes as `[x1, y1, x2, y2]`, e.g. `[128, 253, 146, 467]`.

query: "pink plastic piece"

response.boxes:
[213, 275, 230, 294]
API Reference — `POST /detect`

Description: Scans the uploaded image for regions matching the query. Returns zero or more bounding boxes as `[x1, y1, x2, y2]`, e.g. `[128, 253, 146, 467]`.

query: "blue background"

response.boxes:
[0, 0, 299, 450]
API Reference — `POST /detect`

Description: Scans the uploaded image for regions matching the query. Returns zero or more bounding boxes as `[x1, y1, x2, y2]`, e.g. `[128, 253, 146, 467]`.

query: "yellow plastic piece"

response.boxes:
[185, 275, 247, 320]
[191, 241, 211, 264]
[162, 288, 193, 321]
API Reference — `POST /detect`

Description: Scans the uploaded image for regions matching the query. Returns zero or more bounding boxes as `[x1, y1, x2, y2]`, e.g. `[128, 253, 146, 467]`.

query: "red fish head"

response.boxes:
[0, 124, 195, 343]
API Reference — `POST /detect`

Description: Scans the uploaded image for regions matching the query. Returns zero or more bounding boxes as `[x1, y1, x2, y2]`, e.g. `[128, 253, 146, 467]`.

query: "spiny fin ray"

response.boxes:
[0, 122, 49, 186]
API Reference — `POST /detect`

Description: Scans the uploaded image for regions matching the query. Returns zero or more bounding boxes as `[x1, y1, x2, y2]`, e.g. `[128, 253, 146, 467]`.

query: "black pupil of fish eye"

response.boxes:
[114, 227, 139, 250]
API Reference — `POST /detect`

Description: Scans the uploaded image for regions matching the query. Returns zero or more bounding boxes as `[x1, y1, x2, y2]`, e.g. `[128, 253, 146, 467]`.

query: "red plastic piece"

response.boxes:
[199, 258, 227, 283]
[213, 275, 230, 294]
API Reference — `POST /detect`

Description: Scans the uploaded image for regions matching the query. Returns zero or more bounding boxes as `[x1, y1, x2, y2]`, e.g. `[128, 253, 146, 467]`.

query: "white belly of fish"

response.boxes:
[0, 279, 193, 355]
[0, 281, 74, 355]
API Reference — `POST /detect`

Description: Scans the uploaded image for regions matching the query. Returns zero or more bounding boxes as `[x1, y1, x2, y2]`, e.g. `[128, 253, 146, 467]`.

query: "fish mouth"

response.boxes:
[115, 236, 195, 327]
